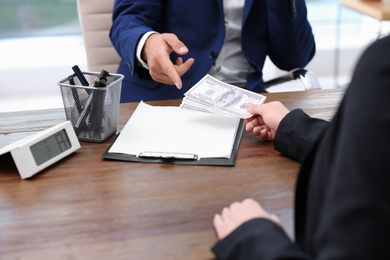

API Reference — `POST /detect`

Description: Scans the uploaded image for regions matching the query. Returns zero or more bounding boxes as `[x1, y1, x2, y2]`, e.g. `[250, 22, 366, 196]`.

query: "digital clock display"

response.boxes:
[30, 129, 72, 166]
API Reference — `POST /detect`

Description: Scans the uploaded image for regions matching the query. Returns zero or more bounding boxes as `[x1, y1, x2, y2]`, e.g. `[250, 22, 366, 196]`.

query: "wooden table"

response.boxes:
[342, 0, 390, 21]
[0, 89, 345, 260]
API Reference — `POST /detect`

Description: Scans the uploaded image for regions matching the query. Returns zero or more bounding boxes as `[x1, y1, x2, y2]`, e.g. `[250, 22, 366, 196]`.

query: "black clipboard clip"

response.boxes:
[138, 151, 199, 160]
[102, 119, 245, 166]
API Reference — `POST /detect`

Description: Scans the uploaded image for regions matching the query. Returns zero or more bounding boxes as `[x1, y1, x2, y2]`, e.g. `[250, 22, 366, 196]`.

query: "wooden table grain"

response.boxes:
[0, 88, 345, 260]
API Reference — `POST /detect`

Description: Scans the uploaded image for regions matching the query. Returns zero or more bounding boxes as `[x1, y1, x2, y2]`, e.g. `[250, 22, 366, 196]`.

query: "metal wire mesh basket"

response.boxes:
[58, 71, 123, 142]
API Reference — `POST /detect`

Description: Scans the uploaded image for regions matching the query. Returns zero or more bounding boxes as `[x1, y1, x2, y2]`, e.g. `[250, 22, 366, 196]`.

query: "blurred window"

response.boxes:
[0, 0, 80, 39]
[307, 0, 363, 23]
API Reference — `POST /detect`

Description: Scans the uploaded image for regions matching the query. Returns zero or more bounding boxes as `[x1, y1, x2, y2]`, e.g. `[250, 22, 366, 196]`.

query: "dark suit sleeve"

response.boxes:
[274, 109, 329, 162]
[212, 218, 311, 260]
[266, 0, 316, 70]
[109, 0, 163, 78]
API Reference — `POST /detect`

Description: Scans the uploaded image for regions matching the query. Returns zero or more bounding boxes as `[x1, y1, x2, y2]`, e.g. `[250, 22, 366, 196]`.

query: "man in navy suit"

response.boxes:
[110, 0, 315, 102]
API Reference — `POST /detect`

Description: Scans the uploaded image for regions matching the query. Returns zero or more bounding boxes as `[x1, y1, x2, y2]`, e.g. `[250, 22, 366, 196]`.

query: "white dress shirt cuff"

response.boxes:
[136, 31, 159, 69]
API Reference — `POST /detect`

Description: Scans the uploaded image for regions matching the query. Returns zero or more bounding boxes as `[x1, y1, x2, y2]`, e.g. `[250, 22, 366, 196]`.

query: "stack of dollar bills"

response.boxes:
[180, 74, 267, 118]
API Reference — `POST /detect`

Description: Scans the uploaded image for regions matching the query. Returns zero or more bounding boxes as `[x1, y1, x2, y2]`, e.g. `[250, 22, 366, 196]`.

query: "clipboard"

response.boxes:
[102, 118, 244, 166]
[101, 102, 245, 166]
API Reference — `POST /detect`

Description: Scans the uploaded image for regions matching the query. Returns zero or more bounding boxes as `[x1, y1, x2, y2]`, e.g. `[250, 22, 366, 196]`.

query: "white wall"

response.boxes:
[0, 36, 87, 112]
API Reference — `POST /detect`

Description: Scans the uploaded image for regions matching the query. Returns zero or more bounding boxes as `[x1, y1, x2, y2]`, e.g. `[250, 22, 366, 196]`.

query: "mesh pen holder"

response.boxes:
[58, 71, 123, 142]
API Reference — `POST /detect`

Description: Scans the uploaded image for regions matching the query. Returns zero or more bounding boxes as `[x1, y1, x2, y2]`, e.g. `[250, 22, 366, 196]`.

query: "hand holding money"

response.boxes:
[180, 74, 266, 118]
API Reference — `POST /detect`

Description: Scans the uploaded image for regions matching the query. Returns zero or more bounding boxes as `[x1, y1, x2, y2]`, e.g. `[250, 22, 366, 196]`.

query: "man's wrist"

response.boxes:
[136, 31, 159, 69]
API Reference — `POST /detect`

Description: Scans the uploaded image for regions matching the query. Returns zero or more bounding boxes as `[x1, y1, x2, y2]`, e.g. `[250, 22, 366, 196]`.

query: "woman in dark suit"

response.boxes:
[212, 35, 390, 259]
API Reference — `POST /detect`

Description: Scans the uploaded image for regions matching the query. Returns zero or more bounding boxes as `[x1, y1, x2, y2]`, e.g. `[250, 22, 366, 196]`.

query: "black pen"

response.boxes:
[68, 75, 82, 113]
[72, 65, 89, 86]
[71, 65, 92, 134]
[74, 93, 93, 132]
[93, 69, 109, 88]
[91, 70, 109, 131]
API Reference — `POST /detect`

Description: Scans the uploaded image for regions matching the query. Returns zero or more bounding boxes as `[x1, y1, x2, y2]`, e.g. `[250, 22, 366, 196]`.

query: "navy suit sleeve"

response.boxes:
[110, 0, 163, 77]
[266, 0, 316, 70]
[274, 109, 329, 162]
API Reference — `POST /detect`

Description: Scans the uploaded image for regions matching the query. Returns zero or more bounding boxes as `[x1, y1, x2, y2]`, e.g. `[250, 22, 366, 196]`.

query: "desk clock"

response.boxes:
[0, 121, 81, 179]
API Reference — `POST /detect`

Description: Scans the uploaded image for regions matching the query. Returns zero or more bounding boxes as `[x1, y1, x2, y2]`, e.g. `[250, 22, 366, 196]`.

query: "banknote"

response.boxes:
[180, 74, 266, 118]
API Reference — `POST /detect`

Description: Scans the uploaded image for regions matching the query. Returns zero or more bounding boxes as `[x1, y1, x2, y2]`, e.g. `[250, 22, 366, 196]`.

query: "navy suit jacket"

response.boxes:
[110, 0, 315, 102]
[212, 36, 390, 259]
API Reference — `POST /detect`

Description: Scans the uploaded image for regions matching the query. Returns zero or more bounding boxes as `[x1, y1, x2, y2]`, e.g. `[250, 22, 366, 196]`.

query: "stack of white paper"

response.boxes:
[108, 101, 241, 159]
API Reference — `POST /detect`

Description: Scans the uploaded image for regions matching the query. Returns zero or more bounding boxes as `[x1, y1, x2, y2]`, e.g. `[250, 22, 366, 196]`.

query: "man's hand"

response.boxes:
[142, 33, 195, 89]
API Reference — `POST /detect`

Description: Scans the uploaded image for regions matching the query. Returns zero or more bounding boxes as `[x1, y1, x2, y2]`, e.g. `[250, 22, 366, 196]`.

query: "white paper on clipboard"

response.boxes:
[108, 101, 241, 159]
